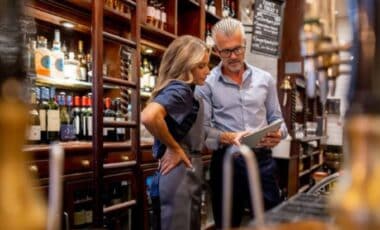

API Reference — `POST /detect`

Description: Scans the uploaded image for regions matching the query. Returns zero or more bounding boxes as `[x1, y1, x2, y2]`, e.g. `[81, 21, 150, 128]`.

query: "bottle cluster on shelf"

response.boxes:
[26, 86, 131, 145]
[140, 57, 158, 93]
[205, 0, 236, 18]
[146, 0, 168, 31]
[104, 0, 132, 17]
[26, 29, 92, 83]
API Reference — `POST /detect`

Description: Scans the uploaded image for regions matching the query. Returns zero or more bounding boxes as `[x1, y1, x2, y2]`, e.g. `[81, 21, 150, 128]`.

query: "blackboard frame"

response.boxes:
[250, 0, 286, 58]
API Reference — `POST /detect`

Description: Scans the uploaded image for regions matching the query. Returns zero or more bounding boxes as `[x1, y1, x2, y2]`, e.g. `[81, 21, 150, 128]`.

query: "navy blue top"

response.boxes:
[152, 80, 198, 159]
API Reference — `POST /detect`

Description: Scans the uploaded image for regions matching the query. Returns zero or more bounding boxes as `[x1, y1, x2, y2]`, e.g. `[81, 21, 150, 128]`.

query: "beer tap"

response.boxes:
[300, 19, 322, 99]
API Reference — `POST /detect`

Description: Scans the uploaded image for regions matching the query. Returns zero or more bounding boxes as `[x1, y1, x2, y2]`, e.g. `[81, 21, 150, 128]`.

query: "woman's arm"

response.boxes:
[141, 102, 192, 174]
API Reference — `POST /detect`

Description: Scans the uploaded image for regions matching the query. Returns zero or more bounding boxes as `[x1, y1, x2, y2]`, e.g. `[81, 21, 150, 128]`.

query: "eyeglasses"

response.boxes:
[216, 46, 245, 58]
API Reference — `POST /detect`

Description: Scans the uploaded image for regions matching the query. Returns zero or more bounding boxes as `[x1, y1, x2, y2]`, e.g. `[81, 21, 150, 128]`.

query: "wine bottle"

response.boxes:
[115, 98, 126, 142]
[103, 97, 116, 142]
[27, 88, 41, 144]
[47, 87, 60, 142]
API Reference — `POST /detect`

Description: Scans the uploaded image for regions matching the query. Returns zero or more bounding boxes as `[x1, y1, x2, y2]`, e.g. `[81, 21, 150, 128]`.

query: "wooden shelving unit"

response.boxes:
[25, 0, 240, 229]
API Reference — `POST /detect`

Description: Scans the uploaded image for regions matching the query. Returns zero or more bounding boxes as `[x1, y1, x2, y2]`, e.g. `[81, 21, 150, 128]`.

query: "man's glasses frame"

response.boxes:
[215, 46, 246, 58]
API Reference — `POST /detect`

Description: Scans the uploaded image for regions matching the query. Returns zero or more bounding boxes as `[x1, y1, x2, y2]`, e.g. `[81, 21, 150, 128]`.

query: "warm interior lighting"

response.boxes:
[60, 21, 75, 29]
[144, 48, 154, 54]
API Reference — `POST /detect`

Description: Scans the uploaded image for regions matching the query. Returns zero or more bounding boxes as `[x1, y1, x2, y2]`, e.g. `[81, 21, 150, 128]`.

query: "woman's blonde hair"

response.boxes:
[149, 35, 209, 101]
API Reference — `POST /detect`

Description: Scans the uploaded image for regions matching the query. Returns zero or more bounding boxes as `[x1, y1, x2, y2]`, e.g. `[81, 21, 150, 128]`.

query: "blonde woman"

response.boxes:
[141, 35, 210, 230]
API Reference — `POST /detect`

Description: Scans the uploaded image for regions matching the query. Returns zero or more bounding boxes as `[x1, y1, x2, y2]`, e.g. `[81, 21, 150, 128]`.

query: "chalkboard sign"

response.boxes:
[250, 0, 285, 57]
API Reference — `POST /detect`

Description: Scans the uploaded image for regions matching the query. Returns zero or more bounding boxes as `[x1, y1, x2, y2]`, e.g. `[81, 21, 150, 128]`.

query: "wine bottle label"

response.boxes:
[116, 117, 125, 134]
[47, 110, 60, 131]
[80, 67, 87, 81]
[28, 125, 41, 141]
[35, 50, 50, 77]
[73, 210, 85, 226]
[74, 116, 80, 135]
[87, 116, 93, 136]
[60, 124, 75, 141]
[85, 210, 93, 224]
[39, 110, 47, 131]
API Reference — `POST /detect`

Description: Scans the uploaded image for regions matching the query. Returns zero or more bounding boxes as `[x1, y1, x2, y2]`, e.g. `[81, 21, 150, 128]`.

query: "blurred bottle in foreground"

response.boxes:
[0, 0, 46, 229]
[329, 0, 380, 229]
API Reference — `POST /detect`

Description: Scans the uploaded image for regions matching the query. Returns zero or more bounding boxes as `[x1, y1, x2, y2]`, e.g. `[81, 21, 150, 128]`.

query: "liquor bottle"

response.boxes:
[72, 96, 82, 140]
[27, 88, 41, 144]
[103, 97, 116, 142]
[39, 87, 50, 143]
[146, 0, 155, 25]
[35, 36, 50, 77]
[50, 29, 64, 79]
[62, 41, 68, 60]
[78, 40, 87, 81]
[222, 0, 230, 18]
[47, 87, 60, 142]
[64, 52, 80, 80]
[81, 96, 88, 140]
[115, 98, 126, 142]
[154, 1, 162, 28]
[208, 0, 216, 15]
[160, 5, 167, 30]
[86, 52, 92, 83]
[229, 0, 236, 18]
[205, 23, 214, 48]
[26, 39, 37, 78]
[87, 93, 93, 141]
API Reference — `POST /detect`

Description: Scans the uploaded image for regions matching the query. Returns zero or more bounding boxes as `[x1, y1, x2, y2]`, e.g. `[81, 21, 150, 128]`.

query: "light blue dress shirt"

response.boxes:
[195, 62, 288, 150]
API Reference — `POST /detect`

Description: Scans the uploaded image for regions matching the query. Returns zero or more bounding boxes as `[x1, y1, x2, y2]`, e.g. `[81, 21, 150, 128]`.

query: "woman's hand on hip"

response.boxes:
[160, 147, 192, 175]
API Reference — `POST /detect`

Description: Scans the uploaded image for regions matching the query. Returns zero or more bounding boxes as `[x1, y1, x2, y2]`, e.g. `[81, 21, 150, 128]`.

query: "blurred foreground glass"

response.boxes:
[329, 0, 380, 229]
[0, 0, 46, 229]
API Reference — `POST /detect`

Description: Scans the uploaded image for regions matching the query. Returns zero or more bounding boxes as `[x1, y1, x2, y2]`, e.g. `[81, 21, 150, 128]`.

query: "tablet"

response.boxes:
[241, 119, 283, 148]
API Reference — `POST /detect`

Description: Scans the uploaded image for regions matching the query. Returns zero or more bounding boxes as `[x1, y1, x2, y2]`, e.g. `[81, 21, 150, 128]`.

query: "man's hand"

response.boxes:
[160, 147, 192, 175]
[220, 131, 251, 146]
[257, 129, 282, 148]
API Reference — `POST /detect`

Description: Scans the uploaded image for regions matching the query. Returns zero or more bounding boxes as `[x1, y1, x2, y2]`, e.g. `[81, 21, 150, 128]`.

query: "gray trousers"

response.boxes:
[159, 155, 203, 230]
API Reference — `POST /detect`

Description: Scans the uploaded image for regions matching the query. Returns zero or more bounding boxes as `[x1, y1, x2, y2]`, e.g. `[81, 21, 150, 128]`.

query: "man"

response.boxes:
[195, 18, 288, 228]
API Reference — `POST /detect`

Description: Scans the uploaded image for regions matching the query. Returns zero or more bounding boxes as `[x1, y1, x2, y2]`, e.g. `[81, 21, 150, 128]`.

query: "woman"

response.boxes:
[141, 35, 210, 230]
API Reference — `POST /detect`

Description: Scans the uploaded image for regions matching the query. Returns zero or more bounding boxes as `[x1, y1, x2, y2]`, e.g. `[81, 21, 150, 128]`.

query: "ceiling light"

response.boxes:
[60, 21, 75, 29]
[144, 48, 154, 54]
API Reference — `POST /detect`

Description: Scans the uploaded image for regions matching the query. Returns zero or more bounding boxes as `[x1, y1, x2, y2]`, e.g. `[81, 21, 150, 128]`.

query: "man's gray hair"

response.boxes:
[212, 17, 246, 41]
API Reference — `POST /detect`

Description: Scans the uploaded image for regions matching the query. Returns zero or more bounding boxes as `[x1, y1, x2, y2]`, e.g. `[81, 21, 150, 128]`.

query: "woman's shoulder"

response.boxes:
[161, 80, 193, 97]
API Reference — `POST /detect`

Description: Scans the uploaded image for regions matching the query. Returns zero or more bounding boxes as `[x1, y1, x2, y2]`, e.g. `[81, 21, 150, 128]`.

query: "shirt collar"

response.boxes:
[214, 62, 253, 84]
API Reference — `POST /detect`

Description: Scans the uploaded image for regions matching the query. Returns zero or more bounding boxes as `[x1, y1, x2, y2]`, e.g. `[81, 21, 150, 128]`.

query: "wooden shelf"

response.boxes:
[73, 197, 93, 205]
[24, 140, 133, 154]
[103, 120, 138, 128]
[33, 76, 116, 90]
[206, 10, 222, 22]
[103, 200, 137, 214]
[103, 32, 137, 48]
[300, 150, 320, 160]
[296, 136, 327, 142]
[141, 24, 177, 45]
[184, 0, 201, 8]
[66, 0, 133, 23]
[103, 76, 137, 88]
[299, 163, 323, 178]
